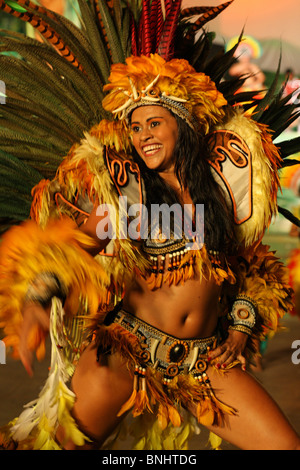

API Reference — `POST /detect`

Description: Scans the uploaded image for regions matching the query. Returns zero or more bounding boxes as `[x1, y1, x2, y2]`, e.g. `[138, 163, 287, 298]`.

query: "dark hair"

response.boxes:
[131, 112, 235, 252]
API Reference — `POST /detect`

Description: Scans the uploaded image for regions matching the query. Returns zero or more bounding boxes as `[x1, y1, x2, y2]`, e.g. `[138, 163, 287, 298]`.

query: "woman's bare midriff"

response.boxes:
[79, 208, 224, 339]
[123, 272, 223, 339]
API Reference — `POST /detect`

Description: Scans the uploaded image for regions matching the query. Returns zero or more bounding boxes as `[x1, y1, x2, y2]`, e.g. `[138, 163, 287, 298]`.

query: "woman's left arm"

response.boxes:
[208, 242, 294, 369]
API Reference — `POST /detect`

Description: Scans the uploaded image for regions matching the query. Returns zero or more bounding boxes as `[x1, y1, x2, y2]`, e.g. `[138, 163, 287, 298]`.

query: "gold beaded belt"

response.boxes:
[112, 308, 219, 382]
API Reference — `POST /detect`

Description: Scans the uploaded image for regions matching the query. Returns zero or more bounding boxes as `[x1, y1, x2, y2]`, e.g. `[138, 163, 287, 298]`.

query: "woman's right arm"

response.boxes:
[19, 205, 112, 374]
[78, 202, 112, 256]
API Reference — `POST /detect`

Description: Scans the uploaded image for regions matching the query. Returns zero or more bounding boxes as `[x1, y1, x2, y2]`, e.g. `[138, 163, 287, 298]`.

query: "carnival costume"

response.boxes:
[0, 0, 299, 450]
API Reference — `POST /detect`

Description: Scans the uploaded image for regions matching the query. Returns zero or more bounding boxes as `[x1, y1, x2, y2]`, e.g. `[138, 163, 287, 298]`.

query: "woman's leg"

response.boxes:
[56, 342, 134, 449]
[190, 365, 300, 450]
[57, 345, 300, 450]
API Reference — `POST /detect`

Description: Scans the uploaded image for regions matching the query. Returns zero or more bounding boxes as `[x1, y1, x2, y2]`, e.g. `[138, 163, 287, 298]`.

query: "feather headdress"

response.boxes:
[102, 53, 227, 132]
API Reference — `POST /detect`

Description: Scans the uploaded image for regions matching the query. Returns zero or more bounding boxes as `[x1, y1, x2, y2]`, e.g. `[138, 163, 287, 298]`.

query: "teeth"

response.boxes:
[143, 144, 162, 154]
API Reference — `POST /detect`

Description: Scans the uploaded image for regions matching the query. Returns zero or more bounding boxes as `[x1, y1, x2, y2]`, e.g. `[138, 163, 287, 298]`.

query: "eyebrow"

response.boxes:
[130, 116, 164, 125]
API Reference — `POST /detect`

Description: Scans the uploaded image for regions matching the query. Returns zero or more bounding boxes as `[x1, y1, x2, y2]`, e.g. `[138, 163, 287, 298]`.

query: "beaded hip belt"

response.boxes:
[111, 308, 219, 383]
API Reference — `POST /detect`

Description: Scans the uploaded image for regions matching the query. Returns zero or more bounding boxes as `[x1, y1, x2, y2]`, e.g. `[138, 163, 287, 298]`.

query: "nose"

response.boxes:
[140, 126, 153, 141]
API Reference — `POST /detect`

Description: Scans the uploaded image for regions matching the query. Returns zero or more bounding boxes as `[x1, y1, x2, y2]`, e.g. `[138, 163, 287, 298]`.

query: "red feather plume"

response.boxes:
[155, 0, 164, 51]
[130, 10, 138, 56]
[141, 0, 152, 56]
[157, 0, 182, 60]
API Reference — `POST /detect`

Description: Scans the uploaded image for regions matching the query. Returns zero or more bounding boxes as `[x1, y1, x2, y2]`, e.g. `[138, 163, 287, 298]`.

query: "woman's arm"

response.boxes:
[19, 206, 113, 374]
[0, 214, 111, 374]
[208, 242, 294, 370]
[78, 202, 112, 256]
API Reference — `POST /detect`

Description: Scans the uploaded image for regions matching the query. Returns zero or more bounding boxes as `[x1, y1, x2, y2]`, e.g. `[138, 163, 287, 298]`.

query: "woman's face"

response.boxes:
[130, 105, 178, 174]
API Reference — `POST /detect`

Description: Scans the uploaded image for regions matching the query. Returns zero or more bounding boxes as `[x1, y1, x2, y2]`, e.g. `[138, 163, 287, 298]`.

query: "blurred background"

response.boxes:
[184, 0, 300, 76]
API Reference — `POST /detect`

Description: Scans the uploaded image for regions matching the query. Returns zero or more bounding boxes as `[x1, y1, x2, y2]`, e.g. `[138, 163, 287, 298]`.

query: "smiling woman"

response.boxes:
[130, 106, 178, 175]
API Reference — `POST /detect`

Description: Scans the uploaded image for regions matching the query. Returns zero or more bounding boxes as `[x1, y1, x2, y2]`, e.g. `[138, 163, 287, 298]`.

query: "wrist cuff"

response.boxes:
[25, 272, 67, 307]
[228, 295, 256, 334]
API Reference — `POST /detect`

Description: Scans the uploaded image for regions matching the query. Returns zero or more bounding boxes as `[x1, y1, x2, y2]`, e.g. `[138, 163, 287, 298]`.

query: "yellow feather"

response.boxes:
[163, 433, 175, 450]
[167, 405, 182, 428]
[134, 436, 147, 450]
[157, 404, 169, 430]
[208, 431, 223, 450]
[175, 423, 192, 449]
[117, 390, 137, 417]
[197, 398, 215, 427]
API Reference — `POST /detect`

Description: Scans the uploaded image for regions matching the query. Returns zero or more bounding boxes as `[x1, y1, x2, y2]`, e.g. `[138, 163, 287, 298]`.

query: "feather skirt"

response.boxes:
[95, 322, 237, 432]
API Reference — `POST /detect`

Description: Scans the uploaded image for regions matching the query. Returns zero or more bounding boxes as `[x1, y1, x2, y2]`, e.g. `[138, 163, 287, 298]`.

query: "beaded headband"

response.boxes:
[110, 74, 198, 130]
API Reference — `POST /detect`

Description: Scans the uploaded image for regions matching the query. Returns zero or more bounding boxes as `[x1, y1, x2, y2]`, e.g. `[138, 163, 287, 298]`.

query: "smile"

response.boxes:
[142, 144, 163, 156]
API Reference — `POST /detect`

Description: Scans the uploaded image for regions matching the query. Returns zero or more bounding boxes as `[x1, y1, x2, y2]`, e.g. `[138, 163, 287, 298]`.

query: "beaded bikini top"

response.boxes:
[104, 148, 230, 289]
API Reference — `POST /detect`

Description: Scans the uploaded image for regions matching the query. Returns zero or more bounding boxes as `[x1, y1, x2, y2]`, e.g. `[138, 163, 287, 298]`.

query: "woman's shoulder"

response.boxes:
[206, 107, 281, 248]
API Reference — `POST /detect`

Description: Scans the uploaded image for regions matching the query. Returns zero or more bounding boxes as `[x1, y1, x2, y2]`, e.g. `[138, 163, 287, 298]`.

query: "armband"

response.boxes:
[228, 295, 257, 336]
[25, 272, 67, 307]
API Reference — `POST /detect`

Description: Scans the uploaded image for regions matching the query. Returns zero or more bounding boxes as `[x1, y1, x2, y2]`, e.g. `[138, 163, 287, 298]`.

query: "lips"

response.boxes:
[142, 143, 162, 156]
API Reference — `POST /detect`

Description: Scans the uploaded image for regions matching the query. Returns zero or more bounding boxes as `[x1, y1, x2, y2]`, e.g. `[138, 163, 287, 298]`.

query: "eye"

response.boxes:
[150, 120, 160, 128]
[131, 125, 141, 133]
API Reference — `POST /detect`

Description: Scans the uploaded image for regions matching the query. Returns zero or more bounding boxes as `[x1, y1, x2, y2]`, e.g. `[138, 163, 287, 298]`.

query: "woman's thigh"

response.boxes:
[57, 342, 134, 449]
[58, 346, 300, 450]
[198, 365, 300, 450]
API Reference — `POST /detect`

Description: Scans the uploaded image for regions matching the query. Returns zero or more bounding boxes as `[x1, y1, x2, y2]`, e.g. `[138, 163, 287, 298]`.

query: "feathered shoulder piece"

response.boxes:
[30, 119, 132, 225]
[207, 107, 281, 246]
[30, 122, 148, 277]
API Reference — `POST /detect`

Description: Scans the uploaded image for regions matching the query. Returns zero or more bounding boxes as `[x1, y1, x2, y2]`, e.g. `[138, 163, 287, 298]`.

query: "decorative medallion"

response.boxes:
[167, 340, 189, 365]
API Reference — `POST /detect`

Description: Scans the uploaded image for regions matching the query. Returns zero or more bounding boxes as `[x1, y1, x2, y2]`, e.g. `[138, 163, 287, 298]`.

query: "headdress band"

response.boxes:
[111, 75, 198, 130]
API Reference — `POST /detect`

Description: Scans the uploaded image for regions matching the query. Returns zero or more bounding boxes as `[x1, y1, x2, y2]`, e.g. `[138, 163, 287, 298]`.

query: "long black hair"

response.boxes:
[131, 111, 235, 252]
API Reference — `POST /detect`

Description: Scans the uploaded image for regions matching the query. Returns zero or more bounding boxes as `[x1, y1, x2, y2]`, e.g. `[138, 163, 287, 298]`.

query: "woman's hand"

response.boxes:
[19, 301, 50, 376]
[208, 329, 249, 371]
